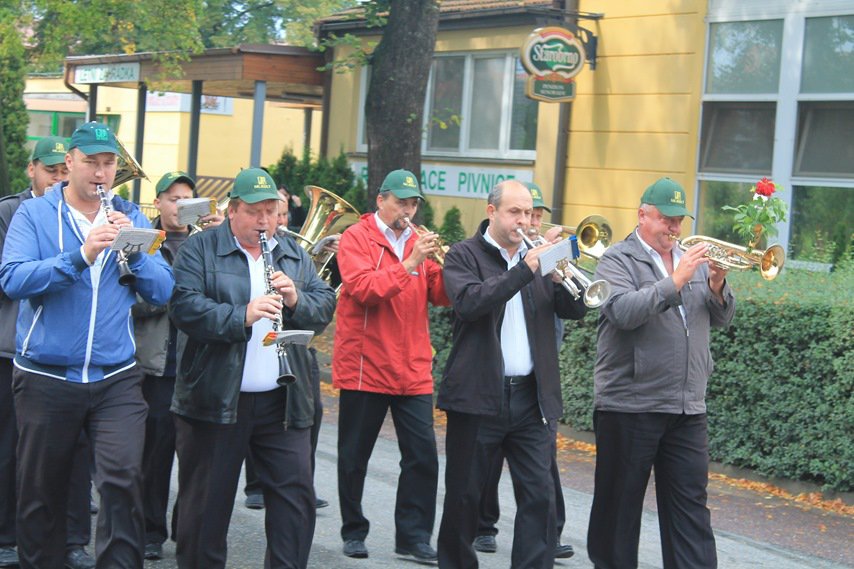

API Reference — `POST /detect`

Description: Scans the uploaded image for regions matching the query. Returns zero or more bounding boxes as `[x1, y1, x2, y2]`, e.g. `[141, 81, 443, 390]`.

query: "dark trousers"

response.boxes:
[12, 366, 146, 569]
[587, 411, 717, 569]
[174, 388, 314, 569]
[337, 390, 438, 547]
[476, 442, 566, 541]
[438, 379, 556, 569]
[141, 374, 177, 546]
[245, 348, 323, 496]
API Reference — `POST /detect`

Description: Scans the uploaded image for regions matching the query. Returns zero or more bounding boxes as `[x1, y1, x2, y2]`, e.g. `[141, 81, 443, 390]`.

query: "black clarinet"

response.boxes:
[258, 231, 297, 385]
[96, 184, 136, 287]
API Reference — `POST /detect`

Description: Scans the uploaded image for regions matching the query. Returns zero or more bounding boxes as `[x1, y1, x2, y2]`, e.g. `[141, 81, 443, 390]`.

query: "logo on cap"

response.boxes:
[404, 176, 416, 188]
[95, 128, 109, 141]
[256, 176, 271, 188]
[53, 142, 66, 153]
[671, 191, 684, 205]
[531, 189, 542, 199]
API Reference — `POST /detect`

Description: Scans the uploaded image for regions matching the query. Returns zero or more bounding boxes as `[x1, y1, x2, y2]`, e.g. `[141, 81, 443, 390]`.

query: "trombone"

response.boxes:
[669, 235, 785, 281]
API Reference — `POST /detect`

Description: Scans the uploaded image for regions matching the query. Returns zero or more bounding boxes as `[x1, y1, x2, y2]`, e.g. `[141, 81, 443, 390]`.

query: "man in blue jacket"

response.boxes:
[0, 122, 174, 569]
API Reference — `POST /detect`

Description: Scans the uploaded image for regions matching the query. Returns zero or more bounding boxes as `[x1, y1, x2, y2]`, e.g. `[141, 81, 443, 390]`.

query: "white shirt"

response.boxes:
[635, 229, 687, 326]
[235, 237, 281, 392]
[67, 205, 108, 286]
[374, 213, 413, 261]
[484, 226, 534, 376]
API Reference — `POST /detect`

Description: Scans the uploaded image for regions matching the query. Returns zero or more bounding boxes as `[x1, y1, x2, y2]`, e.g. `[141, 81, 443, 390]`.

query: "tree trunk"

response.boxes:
[0, 114, 9, 197]
[364, 0, 439, 212]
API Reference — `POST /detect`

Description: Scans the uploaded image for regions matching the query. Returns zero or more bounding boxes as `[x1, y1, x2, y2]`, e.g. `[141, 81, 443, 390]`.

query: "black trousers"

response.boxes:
[476, 439, 566, 541]
[141, 374, 177, 546]
[337, 390, 438, 547]
[438, 378, 556, 569]
[587, 411, 717, 569]
[173, 388, 314, 569]
[12, 366, 146, 569]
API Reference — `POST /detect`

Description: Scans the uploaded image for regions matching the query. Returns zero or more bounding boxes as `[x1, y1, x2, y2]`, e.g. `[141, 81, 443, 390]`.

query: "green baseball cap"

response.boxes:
[69, 122, 119, 155]
[229, 168, 282, 203]
[156, 171, 196, 195]
[640, 177, 693, 218]
[29, 136, 68, 166]
[380, 169, 423, 200]
[524, 181, 551, 213]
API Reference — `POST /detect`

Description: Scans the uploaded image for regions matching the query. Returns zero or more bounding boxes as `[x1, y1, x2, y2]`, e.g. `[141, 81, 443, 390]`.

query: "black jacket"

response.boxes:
[438, 220, 587, 420]
[169, 220, 336, 426]
[0, 189, 31, 359]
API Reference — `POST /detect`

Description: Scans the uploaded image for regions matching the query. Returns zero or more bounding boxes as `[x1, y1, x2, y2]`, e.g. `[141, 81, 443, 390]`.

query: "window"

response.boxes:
[358, 52, 538, 160]
[27, 111, 121, 141]
[698, 10, 854, 265]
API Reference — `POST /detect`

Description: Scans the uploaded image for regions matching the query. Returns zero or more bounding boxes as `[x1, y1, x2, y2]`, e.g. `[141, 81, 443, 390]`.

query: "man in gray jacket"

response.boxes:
[587, 177, 735, 569]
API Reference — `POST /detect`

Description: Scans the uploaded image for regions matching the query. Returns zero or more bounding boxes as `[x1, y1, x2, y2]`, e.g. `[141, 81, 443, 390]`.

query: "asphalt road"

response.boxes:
[131, 388, 852, 569]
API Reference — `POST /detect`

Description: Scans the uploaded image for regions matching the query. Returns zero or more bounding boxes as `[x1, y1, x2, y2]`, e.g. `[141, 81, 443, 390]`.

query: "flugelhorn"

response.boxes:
[403, 217, 448, 266]
[669, 235, 785, 281]
[517, 228, 611, 308]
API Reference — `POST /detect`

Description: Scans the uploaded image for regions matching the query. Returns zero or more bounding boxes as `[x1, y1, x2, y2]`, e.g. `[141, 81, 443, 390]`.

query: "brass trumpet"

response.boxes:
[537, 214, 612, 260]
[517, 228, 612, 308]
[669, 235, 785, 281]
[403, 216, 448, 266]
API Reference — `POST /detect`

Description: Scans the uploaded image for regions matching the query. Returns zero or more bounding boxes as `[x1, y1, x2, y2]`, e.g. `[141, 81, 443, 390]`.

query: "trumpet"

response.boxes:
[258, 231, 297, 385]
[668, 234, 785, 281]
[96, 184, 136, 287]
[535, 214, 612, 260]
[403, 217, 448, 266]
[516, 228, 611, 308]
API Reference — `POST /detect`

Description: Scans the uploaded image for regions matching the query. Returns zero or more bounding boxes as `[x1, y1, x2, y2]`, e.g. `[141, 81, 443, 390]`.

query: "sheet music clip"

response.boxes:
[262, 329, 315, 348]
[538, 237, 576, 277]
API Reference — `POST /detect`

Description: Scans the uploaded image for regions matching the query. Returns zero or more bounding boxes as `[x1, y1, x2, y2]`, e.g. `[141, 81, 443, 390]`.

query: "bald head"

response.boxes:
[488, 179, 529, 209]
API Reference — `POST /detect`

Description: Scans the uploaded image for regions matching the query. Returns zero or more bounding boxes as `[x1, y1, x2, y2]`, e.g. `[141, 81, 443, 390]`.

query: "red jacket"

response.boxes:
[333, 213, 449, 395]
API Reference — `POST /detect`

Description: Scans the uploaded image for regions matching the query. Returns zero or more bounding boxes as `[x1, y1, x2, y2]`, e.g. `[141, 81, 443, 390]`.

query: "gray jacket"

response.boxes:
[0, 189, 32, 359]
[592, 231, 735, 414]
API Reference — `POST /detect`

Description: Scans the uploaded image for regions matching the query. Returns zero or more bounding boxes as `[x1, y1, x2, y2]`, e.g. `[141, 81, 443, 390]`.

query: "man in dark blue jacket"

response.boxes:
[0, 122, 174, 569]
[169, 168, 336, 569]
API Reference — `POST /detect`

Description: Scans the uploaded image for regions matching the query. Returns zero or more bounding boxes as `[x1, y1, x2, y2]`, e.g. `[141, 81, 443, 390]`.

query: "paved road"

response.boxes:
[134, 391, 852, 569]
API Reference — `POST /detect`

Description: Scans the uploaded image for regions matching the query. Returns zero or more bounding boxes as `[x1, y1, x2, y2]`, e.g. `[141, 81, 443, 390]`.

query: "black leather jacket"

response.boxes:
[169, 220, 336, 426]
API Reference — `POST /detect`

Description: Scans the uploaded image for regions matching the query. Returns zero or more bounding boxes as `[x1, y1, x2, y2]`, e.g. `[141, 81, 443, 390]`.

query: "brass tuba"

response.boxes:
[280, 186, 361, 283]
[113, 138, 148, 188]
[672, 235, 785, 281]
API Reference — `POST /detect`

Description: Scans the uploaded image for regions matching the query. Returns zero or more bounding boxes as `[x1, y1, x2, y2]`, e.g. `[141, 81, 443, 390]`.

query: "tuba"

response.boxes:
[113, 138, 148, 188]
[671, 235, 785, 281]
[279, 186, 360, 283]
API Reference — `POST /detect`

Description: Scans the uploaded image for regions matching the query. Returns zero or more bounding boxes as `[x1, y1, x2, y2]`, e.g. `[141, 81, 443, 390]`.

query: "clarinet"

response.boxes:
[96, 184, 136, 287]
[258, 231, 297, 385]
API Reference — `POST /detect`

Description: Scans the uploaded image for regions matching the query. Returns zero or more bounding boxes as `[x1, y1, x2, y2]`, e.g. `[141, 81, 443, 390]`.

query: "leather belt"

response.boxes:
[504, 372, 535, 386]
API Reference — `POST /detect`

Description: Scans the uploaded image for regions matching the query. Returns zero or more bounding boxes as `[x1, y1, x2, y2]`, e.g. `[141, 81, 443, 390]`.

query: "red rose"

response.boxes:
[755, 177, 776, 197]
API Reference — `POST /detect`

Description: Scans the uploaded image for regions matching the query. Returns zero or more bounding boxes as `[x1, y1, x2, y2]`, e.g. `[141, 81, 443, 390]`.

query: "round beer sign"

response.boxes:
[520, 27, 586, 102]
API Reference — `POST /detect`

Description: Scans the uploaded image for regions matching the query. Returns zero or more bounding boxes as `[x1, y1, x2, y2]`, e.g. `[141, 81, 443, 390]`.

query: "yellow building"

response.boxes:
[319, 0, 854, 264]
[24, 74, 321, 204]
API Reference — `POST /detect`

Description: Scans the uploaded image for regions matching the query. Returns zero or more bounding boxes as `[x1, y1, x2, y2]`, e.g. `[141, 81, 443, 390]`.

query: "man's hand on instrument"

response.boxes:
[322, 234, 341, 254]
[543, 225, 565, 242]
[708, 262, 728, 299]
[403, 231, 439, 272]
[672, 242, 709, 291]
[245, 294, 284, 327]
[269, 270, 298, 309]
[82, 224, 121, 264]
[106, 211, 132, 228]
[523, 241, 555, 273]
[199, 213, 225, 229]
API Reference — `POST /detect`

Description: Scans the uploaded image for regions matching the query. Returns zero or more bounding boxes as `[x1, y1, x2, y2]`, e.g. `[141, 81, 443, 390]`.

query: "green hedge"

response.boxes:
[430, 264, 854, 492]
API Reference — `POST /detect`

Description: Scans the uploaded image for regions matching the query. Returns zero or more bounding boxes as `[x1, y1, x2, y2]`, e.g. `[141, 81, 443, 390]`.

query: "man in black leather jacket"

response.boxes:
[169, 168, 336, 569]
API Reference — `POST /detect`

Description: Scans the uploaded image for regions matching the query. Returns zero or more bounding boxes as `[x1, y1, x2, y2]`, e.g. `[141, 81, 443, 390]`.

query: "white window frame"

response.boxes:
[697, 2, 854, 254]
[355, 50, 537, 161]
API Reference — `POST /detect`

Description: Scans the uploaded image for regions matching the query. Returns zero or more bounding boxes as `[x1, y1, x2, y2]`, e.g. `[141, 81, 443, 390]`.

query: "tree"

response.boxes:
[0, 10, 30, 196]
[363, 0, 439, 211]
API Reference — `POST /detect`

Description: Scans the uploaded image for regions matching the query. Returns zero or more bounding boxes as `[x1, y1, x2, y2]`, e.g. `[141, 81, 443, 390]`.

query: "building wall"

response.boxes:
[23, 77, 321, 204]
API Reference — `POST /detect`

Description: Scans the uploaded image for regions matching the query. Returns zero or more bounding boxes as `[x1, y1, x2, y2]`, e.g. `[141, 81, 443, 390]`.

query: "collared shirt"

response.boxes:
[234, 236, 280, 392]
[635, 229, 687, 326]
[484, 226, 534, 376]
[374, 212, 412, 261]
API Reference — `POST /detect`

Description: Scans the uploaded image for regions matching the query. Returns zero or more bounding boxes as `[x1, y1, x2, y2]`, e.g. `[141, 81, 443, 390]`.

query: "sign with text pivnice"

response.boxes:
[521, 27, 586, 103]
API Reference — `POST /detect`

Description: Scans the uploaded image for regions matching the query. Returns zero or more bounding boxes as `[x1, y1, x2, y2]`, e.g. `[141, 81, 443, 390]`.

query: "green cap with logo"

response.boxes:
[156, 171, 196, 195]
[640, 177, 693, 218]
[380, 169, 423, 200]
[69, 121, 119, 155]
[524, 181, 551, 212]
[29, 136, 68, 166]
[229, 168, 282, 204]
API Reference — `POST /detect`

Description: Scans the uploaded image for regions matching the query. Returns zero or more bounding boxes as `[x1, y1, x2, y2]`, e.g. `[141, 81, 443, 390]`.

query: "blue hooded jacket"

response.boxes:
[0, 182, 174, 382]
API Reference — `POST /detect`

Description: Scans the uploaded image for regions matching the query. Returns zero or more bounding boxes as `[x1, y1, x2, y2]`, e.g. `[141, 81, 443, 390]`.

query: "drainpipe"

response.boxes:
[550, 0, 579, 222]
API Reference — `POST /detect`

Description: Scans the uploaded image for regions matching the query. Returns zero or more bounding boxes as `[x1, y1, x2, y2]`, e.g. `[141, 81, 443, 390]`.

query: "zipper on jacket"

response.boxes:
[21, 306, 43, 355]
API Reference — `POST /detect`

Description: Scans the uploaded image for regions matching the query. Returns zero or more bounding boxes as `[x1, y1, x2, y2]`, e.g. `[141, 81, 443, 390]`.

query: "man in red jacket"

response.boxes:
[333, 169, 449, 564]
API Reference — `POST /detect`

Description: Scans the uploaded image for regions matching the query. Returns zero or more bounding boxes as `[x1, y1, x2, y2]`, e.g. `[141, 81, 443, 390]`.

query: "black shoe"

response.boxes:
[554, 543, 575, 559]
[65, 547, 95, 569]
[473, 534, 497, 553]
[395, 542, 438, 565]
[0, 546, 19, 568]
[342, 539, 368, 559]
[315, 497, 329, 509]
[244, 493, 265, 510]
[144, 542, 163, 560]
